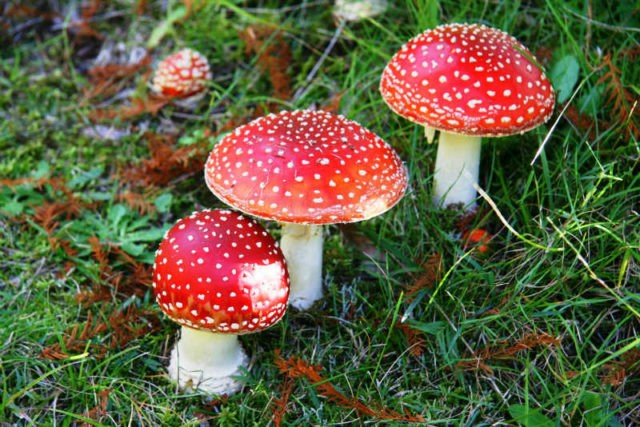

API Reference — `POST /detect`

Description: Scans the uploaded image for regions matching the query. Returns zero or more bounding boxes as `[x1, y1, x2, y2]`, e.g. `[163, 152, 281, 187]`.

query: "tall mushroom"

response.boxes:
[153, 209, 289, 395]
[151, 48, 212, 108]
[204, 110, 408, 310]
[380, 23, 555, 208]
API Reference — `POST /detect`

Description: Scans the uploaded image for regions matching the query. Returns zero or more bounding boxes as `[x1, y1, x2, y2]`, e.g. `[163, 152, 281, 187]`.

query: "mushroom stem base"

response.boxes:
[432, 131, 481, 208]
[280, 223, 323, 310]
[167, 326, 248, 395]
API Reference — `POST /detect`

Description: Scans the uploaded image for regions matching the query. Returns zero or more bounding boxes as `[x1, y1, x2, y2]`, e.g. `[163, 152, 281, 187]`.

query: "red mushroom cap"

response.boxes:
[153, 209, 289, 334]
[151, 48, 212, 99]
[380, 23, 555, 137]
[204, 110, 408, 224]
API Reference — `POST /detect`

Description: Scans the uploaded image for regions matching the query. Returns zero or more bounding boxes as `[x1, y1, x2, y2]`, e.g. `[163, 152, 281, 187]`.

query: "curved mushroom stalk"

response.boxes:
[168, 326, 248, 395]
[279, 223, 324, 310]
[432, 132, 481, 208]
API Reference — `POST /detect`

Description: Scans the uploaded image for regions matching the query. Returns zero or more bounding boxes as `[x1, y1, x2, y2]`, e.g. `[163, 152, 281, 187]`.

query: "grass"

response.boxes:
[1, 0, 639, 425]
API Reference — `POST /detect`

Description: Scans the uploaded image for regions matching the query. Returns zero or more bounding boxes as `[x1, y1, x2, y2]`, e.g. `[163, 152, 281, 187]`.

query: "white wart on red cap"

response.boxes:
[204, 110, 408, 224]
[380, 23, 555, 136]
[153, 209, 289, 333]
[151, 48, 212, 99]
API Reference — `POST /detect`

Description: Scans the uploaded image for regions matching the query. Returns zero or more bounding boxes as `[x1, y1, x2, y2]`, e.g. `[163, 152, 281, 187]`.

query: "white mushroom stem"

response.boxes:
[167, 326, 248, 395]
[279, 223, 324, 310]
[431, 131, 482, 208]
[424, 125, 436, 143]
[333, 0, 388, 21]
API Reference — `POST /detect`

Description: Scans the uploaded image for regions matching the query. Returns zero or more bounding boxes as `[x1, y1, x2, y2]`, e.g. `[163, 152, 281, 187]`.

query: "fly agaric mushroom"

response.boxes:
[151, 48, 212, 108]
[153, 209, 289, 395]
[204, 110, 408, 310]
[380, 23, 554, 208]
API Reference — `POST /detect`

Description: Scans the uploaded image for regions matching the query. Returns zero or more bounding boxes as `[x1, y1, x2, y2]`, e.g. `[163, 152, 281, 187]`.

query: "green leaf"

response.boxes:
[147, 21, 173, 50]
[127, 215, 152, 232]
[154, 193, 173, 213]
[127, 227, 168, 243]
[578, 85, 604, 116]
[508, 404, 555, 427]
[582, 392, 623, 427]
[107, 204, 129, 227]
[178, 128, 206, 147]
[139, 250, 157, 265]
[120, 241, 145, 257]
[404, 319, 445, 335]
[32, 160, 50, 179]
[146, 6, 187, 49]
[67, 166, 104, 189]
[86, 191, 113, 201]
[583, 392, 604, 427]
[549, 54, 580, 104]
[1, 199, 24, 216]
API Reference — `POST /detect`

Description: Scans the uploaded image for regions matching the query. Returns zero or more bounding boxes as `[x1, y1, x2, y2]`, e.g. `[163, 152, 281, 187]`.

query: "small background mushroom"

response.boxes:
[151, 47, 212, 109]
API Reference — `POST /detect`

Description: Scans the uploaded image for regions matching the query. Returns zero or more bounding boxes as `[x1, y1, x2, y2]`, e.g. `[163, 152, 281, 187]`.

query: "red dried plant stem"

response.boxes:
[240, 24, 293, 101]
[273, 350, 424, 423]
[271, 376, 295, 427]
[455, 331, 561, 374]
